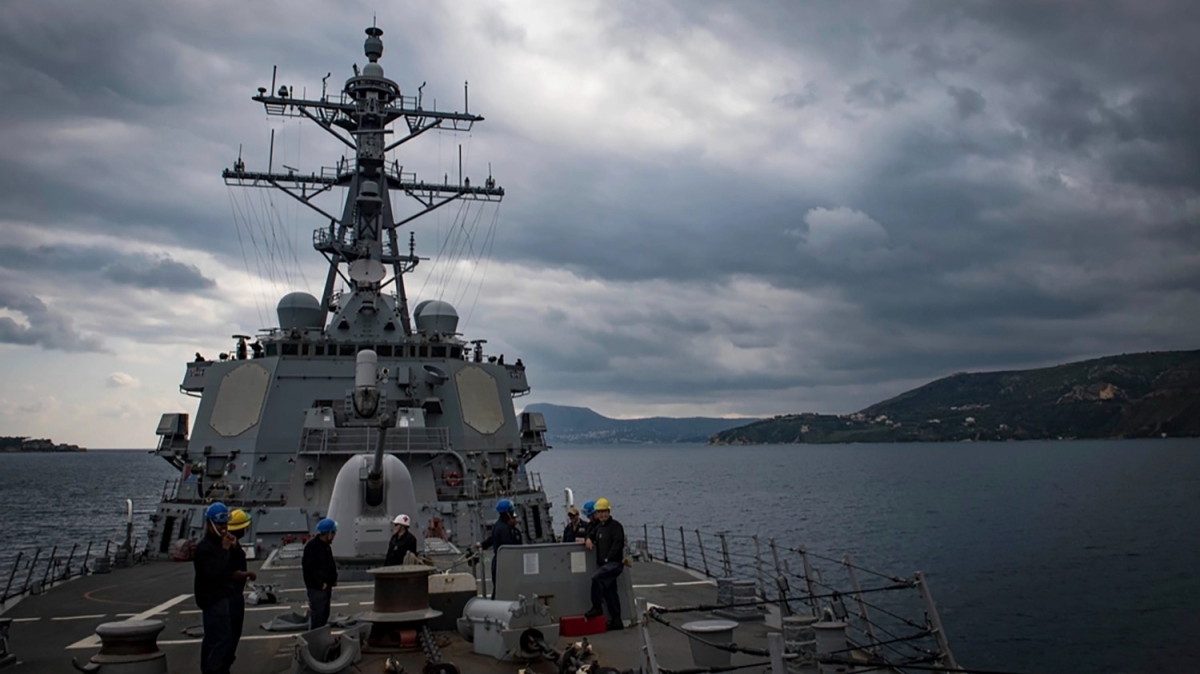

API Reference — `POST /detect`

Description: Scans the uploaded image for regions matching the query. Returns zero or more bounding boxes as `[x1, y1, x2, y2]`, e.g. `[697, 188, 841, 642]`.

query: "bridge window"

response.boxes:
[432, 346, 446, 358]
[265, 343, 278, 356]
[339, 345, 355, 356]
[282, 343, 299, 356]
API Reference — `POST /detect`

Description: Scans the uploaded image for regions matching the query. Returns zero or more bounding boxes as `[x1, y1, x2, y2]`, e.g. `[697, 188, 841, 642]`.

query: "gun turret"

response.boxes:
[352, 349, 390, 507]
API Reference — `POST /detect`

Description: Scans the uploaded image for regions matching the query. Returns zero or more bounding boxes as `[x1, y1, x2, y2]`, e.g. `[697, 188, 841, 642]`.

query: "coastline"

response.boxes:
[0, 437, 86, 452]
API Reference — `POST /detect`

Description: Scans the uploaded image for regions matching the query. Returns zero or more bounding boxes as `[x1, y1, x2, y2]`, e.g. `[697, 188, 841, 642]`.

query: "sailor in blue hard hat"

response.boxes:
[482, 499, 523, 599]
[193, 502, 238, 674]
[303, 518, 339, 628]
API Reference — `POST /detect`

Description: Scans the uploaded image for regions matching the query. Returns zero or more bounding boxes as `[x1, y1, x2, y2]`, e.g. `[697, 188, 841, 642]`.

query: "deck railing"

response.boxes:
[626, 523, 958, 670]
[0, 538, 148, 606]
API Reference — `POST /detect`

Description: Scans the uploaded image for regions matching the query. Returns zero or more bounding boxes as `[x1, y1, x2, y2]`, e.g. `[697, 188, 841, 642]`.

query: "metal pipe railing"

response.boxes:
[0, 535, 143, 604]
[625, 522, 953, 668]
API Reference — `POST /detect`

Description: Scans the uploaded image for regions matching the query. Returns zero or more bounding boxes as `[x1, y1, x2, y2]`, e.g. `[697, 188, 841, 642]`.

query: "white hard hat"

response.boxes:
[393, 514, 411, 527]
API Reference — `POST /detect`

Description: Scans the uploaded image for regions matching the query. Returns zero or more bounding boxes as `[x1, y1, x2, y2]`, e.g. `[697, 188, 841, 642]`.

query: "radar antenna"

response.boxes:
[222, 27, 504, 335]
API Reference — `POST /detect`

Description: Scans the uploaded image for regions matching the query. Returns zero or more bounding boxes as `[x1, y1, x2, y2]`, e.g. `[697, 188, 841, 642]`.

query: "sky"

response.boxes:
[1, 1, 1198, 448]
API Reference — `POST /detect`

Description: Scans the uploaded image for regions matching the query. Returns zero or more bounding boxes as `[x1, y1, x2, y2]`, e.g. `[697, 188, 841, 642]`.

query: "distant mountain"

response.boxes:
[710, 349, 1200, 444]
[523, 403, 759, 444]
[0, 436, 86, 452]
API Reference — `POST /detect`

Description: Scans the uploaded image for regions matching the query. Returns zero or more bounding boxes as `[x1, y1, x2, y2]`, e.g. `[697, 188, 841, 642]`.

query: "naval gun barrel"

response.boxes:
[365, 420, 388, 507]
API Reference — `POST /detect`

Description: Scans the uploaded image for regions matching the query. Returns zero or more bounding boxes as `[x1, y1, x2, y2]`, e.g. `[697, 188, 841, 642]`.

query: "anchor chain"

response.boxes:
[419, 624, 458, 674]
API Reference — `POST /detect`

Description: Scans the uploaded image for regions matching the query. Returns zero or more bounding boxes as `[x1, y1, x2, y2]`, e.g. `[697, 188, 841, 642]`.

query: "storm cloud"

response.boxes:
[0, 288, 109, 353]
[0, 0, 1198, 445]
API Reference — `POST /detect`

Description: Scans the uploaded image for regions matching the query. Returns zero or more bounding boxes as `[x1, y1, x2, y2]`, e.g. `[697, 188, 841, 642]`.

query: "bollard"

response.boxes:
[812, 621, 849, 674]
[71, 620, 167, 673]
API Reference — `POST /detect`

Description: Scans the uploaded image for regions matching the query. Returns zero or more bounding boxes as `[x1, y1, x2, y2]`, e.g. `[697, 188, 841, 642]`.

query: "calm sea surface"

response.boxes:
[2, 439, 1198, 673]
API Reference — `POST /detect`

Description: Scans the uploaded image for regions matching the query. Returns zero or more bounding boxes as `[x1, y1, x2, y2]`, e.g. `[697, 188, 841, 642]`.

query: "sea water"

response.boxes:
[1, 438, 1197, 673]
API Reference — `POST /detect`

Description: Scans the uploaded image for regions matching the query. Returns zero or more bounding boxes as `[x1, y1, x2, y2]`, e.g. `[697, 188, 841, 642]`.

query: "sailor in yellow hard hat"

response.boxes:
[583, 497, 626, 629]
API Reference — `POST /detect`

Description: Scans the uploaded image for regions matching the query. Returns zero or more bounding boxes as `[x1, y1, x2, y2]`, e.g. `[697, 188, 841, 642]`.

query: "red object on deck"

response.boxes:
[560, 614, 607, 636]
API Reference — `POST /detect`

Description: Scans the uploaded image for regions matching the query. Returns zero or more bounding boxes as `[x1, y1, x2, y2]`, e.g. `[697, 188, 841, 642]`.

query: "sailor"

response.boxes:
[227, 509, 257, 663]
[584, 498, 626, 630]
[194, 352, 204, 362]
[193, 502, 237, 674]
[482, 499, 523, 599]
[384, 514, 418, 566]
[581, 500, 597, 537]
[561, 506, 587, 543]
[303, 518, 339, 629]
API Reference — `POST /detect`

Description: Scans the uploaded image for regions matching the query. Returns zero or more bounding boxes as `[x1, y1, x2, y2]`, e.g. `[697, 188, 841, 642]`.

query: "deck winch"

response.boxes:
[455, 595, 560, 661]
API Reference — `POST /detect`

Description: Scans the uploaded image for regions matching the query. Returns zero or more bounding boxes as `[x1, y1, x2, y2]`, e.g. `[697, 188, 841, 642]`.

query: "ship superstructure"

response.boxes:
[148, 26, 552, 561]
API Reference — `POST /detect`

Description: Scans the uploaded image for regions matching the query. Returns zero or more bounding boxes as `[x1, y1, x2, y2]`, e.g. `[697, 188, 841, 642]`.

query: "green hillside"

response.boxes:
[523, 403, 759, 444]
[710, 350, 1200, 444]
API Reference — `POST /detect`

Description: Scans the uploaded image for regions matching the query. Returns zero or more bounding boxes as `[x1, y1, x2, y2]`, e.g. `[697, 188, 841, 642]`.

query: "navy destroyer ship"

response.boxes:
[0, 26, 965, 674]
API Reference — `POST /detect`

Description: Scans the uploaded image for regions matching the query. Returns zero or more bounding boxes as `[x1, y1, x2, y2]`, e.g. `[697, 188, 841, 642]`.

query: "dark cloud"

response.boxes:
[947, 85, 986, 119]
[773, 83, 818, 109]
[1, 0, 1198, 420]
[844, 78, 906, 109]
[101, 257, 216, 292]
[0, 245, 216, 292]
[0, 289, 109, 353]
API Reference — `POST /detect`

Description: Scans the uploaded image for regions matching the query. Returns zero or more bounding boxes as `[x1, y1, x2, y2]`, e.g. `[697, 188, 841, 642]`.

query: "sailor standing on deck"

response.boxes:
[483, 499, 523, 599]
[303, 518, 339, 629]
[385, 514, 418, 566]
[227, 509, 256, 662]
[562, 506, 587, 542]
[193, 502, 237, 674]
[584, 498, 626, 630]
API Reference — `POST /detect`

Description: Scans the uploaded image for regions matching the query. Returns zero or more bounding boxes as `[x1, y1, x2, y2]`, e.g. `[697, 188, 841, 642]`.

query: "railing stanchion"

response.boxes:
[917, 571, 958, 669]
[80, 542, 93, 577]
[643, 524, 651, 560]
[40, 545, 58, 590]
[843, 555, 879, 654]
[719, 533, 732, 577]
[769, 538, 791, 617]
[636, 597, 661, 674]
[61, 543, 78, 581]
[695, 530, 710, 577]
[679, 527, 688, 569]
[660, 525, 669, 564]
[753, 535, 765, 601]
[22, 548, 41, 597]
[2, 551, 23, 601]
[798, 546, 818, 615]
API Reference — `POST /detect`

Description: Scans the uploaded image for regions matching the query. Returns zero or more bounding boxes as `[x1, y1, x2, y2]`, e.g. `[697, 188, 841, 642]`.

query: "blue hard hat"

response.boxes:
[316, 518, 338, 534]
[205, 502, 230, 524]
[496, 499, 514, 514]
[582, 501, 595, 518]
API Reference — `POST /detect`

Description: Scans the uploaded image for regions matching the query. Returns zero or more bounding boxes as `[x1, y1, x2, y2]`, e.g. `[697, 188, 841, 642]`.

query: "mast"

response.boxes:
[222, 26, 504, 337]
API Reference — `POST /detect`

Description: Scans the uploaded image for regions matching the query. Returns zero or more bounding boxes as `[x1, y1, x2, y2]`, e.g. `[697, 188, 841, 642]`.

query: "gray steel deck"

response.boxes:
[2, 557, 784, 673]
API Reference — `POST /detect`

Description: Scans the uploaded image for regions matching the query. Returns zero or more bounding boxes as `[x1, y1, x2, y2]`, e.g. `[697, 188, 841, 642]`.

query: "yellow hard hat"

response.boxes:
[594, 497, 611, 511]
[228, 509, 251, 531]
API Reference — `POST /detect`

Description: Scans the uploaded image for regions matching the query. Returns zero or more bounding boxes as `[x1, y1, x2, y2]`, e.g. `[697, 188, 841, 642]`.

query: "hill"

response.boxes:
[0, 436, 86, 452]
[710, 349, 1200, 444]
[523, 403, 759, 444]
